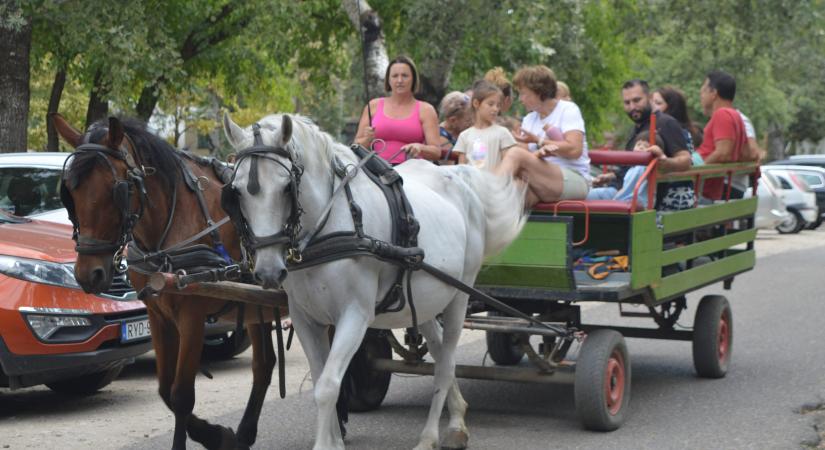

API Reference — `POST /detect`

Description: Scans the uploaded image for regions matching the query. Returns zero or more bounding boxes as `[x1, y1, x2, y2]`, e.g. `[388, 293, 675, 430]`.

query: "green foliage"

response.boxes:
[639, 0, 825, 143]
[27, 56, 87, 151]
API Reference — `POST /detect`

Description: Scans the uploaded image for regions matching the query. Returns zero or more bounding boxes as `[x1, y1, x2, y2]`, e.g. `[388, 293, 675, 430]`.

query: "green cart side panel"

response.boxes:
[630, 210, 662, 290]
[660, 228, 757, 266]
[652, 249, 755, 300]
[661, 197, 757, 235]
[477, 217, 573, 289]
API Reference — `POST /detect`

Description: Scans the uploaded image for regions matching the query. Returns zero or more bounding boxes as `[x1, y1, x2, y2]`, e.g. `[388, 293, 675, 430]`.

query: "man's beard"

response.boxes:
[628, 105, 653, 124]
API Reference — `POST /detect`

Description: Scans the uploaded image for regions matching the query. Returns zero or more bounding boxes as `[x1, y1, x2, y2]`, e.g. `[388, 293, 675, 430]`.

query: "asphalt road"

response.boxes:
[2, 229, 824, 449]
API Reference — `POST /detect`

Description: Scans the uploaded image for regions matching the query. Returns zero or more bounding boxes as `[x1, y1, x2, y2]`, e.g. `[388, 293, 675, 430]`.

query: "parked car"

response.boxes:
[768, 154, 825, 170]
[760, 167, 819, 234]
[743, 176, 789, 230]
[0, 210, 152, 393]
[764, 165, 825, 230]
[0, 152, 251, 359]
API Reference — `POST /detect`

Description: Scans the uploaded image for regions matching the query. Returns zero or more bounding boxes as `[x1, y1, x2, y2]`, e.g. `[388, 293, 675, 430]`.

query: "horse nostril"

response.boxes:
[277, 269, 288, 285]
[90, 267, 106, 292]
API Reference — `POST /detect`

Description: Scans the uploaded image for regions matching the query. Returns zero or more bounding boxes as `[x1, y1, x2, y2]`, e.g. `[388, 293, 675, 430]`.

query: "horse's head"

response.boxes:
[222, 112, 301, 290]
[52, 113, 146, 294]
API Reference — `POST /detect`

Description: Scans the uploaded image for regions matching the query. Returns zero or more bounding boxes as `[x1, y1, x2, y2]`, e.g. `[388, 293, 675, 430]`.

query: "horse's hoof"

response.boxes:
[439, 428, 469, 450]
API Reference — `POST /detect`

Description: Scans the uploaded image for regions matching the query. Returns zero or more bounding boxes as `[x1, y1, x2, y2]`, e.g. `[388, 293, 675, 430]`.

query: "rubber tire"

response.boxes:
[692, 295, 733, 378]
[46, 365, 124, 395]
[485, 311, 526, 365]
[805, 216, 823, 230]
[776, 209, 804, 234]
[201, 329, 252, 361]
[344, 329, 392, 412]
[574, 329, 631, 431]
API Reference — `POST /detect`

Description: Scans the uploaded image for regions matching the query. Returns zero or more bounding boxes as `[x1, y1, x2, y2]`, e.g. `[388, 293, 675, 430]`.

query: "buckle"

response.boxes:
[224, 264, 241, 280]
[286, 247, 303, 264]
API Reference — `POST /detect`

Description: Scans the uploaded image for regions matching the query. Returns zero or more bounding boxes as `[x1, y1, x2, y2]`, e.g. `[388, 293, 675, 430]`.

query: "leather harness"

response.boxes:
[223, 124, 426, 335]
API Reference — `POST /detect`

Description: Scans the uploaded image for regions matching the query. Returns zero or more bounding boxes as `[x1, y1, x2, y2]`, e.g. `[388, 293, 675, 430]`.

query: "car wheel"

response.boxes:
[201, 329, 252, 361]
[805, 217, 823, 230]
[776, 209, 803, 234]
[46, 365, 124, 395]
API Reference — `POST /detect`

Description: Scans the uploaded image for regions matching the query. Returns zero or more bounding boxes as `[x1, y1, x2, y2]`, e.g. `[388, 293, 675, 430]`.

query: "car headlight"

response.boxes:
[0, 255, 81, 289]
[26, 314, 93, 340]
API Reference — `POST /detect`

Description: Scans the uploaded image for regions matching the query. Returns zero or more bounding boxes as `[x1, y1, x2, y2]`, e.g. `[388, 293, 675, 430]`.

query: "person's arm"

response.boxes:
[402, 102, 442, 160]
[745, 137, 762, 162]
[645, 116, 692, 172]
[702, 139, 735, 164]
[353, 100, 377, 147]
[452, 130, 469, 164]
[537, 130, 583, 159]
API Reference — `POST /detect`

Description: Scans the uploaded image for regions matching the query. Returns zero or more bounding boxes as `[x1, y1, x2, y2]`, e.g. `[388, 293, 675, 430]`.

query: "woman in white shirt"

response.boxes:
[497, 65, 591, 206]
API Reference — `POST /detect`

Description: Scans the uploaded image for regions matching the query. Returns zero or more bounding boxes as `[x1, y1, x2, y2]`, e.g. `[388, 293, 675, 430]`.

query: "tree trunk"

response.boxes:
[85, 70, 109, 127]
[766, 123, 786, 161]
[46, 67, 67, 151]
[136, 83, 160, 122]
[342, 0, 388, 102]
[414, 0, 469, 107]
[0, 9, 32, 153]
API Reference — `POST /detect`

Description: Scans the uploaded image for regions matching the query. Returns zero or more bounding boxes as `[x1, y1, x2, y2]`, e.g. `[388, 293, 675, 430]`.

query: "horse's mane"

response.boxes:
[257, 114, 355, 171]
[66, 118, 182, 190]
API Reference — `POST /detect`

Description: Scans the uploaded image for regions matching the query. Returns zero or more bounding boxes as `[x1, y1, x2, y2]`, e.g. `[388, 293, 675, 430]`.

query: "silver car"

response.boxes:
[760, 166, 819, 234]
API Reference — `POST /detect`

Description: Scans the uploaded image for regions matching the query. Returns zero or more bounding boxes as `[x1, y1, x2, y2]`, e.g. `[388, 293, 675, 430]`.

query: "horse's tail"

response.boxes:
[453, 166, 527, 258]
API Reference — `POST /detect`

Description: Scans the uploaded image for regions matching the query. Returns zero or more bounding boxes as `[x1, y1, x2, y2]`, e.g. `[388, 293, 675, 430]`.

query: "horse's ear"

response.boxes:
[223, 112, 244, 148]
[280, 114, 293, 146]
[108, 117, 125, 149]
[49, 113, 82, 148]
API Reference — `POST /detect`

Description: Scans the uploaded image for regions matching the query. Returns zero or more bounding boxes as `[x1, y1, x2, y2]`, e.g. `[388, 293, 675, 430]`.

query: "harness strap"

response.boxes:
[418, 261, 573, 338]
[295, 152, 376, 255]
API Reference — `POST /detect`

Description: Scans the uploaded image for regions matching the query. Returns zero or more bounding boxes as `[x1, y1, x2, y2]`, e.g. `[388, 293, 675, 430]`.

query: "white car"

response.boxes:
[744, 176, 789, 230]
[761, 167, 819, 234]
[764, 165, 825, 230]
[0, 152, 71, 225]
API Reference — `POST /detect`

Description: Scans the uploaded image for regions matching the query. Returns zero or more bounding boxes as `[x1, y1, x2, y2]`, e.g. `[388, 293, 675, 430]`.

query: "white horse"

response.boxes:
[223, 113, 525, 450]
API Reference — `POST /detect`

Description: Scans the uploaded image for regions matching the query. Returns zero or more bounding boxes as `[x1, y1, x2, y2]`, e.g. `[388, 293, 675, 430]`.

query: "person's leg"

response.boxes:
[497, 147, 564, 206]
[587, 186, 618, 200]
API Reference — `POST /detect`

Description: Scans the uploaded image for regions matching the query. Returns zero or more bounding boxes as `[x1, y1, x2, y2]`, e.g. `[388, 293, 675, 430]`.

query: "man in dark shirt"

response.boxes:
[594, 79, 694, 210]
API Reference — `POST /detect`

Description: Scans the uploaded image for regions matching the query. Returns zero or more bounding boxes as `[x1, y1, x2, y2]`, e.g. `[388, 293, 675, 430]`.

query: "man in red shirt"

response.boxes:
[697, 70, 759, 199]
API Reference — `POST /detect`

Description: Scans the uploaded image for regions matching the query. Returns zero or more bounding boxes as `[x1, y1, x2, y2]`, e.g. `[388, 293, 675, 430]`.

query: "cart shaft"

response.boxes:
[370, 358, 575, 384]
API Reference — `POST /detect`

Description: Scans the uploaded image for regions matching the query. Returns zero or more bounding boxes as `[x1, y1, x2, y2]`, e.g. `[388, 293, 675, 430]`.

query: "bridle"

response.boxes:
[60, 132, 150, 269]
[221, 123, 306, 263]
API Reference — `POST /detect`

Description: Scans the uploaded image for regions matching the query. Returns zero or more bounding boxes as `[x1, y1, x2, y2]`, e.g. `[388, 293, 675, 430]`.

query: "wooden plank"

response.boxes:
[489, 239, 569, 266]
[630, 211, 661, 289]
[476, 265, 573, 289]
[652, 250, 755, 300]
[660, 197, 757, 235]
[660, 228, 757, 266]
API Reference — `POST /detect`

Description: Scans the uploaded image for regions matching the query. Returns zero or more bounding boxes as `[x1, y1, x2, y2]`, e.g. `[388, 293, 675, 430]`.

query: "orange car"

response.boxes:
[0, 210, 151, 394]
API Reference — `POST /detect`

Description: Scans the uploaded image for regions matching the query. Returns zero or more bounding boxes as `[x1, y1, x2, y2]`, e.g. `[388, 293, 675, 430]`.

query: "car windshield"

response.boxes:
[0, 167, 63, 217]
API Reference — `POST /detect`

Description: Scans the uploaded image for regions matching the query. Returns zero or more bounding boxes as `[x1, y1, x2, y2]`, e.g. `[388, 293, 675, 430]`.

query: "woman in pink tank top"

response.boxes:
[354, 56, 442, 165]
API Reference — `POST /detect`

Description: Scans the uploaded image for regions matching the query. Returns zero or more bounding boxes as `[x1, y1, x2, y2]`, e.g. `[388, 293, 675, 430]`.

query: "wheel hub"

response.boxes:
[605, 350, 625, 415]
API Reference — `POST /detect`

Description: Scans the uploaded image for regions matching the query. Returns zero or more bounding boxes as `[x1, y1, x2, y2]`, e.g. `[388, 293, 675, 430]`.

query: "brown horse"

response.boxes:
[53, 114, 282, 450]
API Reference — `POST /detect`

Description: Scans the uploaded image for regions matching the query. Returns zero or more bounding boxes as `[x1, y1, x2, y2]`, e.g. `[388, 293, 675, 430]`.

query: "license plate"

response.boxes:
[121, 318, 151, 342]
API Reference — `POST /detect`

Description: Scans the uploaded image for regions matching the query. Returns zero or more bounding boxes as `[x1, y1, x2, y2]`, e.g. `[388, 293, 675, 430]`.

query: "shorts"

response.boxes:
[559, 167, 590, 200]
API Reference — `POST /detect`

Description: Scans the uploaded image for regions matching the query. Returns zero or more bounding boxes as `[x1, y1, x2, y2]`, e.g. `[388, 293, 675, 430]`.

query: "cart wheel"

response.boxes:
[574, 329, 631, 431]
[344, 329, 392, 412]
[692, 295, 733, 378]
[485, 311, 526, 365]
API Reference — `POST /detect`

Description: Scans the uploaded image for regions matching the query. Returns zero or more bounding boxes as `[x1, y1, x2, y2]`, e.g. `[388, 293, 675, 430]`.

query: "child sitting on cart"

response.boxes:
[586, 130, 664, 209]
[452, 80, 518, 170]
